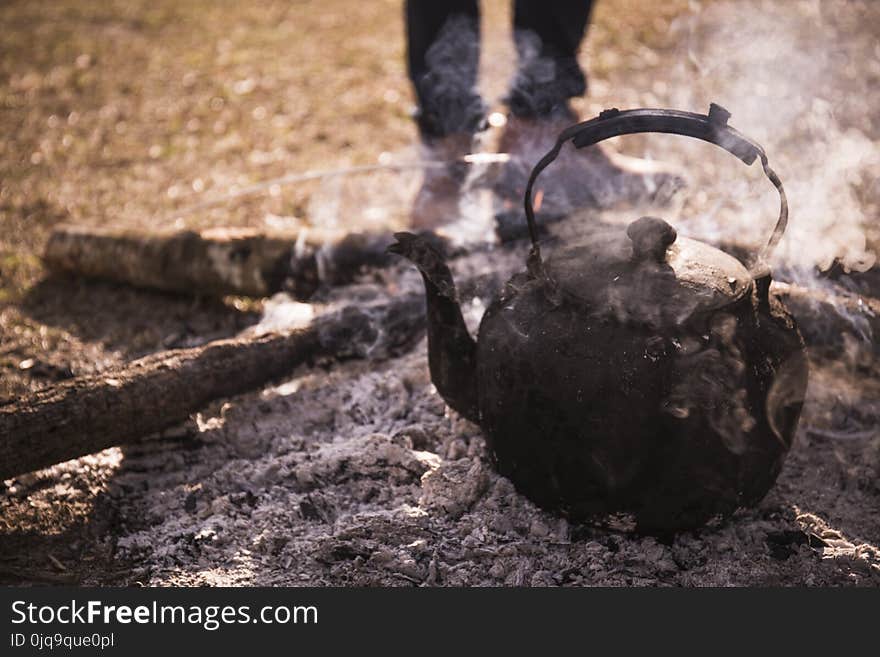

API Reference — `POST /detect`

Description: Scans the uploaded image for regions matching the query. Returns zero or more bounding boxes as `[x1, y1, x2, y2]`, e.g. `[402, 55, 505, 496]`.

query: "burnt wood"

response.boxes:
[0, 295, 423, 481]
[772, 281, 880, 354]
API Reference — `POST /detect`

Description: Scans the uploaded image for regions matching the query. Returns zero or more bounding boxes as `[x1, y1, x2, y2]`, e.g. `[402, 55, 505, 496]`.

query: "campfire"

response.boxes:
[2, 0, 879, 588]
[4, 115, 880, 576]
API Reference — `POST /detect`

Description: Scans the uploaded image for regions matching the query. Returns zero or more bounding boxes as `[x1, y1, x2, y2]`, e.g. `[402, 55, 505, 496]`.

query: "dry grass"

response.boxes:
[1, 0, 413, 398]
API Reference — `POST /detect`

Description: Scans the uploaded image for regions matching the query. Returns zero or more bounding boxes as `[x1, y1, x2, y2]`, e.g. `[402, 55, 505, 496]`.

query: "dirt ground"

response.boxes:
[1, 0, 879, 586]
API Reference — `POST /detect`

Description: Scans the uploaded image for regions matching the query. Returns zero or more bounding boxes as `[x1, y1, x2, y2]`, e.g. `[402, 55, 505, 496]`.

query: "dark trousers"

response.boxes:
[406, 0, 595, 139]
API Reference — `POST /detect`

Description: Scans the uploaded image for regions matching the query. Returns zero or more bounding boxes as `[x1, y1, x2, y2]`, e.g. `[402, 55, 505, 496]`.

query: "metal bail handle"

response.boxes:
[523, 103, 789, 273]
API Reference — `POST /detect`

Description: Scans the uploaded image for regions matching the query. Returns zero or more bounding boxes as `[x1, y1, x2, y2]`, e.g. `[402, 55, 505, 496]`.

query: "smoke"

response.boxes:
[413, 14, 487, 138]
[651, 0, 878, 276]
[303, 2, 879, 308]
[640, 0, 880, 443]
[306, 150, 422, 234]
[243, 4, 880, 501]
[302, 1, 878, 283]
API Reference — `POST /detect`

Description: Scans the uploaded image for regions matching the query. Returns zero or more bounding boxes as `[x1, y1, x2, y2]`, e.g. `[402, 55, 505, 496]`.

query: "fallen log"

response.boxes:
[0, 295, 424, 481]
[771, 281, 880, 353]
[43, 224, 392, 299]
[819, 259, 880, 300]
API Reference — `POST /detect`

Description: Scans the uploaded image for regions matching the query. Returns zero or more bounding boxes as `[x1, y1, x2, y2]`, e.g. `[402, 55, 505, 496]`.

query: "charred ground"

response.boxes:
[1, 0, 879, 585]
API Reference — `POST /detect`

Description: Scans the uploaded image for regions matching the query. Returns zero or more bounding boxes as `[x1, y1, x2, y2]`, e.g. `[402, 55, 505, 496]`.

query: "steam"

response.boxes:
[414, 14, 486, 138]
[291, 3, 879, 344]
[240, 5, 880, 516]
[302, 1, 878, 282]
[654, 1, 878, 276]
[642, 0, 880, 444]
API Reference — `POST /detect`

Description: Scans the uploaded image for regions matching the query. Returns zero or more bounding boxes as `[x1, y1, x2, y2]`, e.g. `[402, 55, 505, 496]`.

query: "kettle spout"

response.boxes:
[388, 232, 479, 422]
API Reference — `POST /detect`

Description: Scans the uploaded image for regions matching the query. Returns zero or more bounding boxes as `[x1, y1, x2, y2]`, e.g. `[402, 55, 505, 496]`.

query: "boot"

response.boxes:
[410, 132, 477, 231]
[495, 112, 685, 214]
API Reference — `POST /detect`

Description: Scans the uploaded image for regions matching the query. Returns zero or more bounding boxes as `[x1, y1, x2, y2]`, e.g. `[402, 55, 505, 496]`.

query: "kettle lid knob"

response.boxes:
[627, 216, 677, 262]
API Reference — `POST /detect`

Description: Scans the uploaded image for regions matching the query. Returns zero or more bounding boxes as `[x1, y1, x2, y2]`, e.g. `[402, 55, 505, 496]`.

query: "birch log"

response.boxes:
[43, 225, 392, 298]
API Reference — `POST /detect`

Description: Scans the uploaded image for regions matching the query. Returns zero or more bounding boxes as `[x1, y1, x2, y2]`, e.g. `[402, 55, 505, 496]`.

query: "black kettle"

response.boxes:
[389, 104, 808, 532]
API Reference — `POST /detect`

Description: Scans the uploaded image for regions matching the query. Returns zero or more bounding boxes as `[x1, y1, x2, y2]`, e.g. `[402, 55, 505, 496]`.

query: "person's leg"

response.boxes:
[497, 1, 683, 216]
[406, 0, 486, 140]
[507, 0, 595, 120]
[405, 1, 489, 230]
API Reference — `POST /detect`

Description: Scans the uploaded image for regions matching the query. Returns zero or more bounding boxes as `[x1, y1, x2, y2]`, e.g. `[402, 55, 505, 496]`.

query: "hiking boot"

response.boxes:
[410, 133, 475, 231]
[494, 113, 685, 214]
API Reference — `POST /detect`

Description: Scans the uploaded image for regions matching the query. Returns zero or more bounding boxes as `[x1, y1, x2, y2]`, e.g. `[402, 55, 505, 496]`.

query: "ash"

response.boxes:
[96, 337, 878, 586]
[90, 236, 880, 586]
[5, 248, 879, 587]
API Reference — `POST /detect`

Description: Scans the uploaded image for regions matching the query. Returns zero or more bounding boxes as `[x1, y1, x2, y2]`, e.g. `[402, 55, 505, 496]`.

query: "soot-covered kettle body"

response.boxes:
[388, 104, 808, 532]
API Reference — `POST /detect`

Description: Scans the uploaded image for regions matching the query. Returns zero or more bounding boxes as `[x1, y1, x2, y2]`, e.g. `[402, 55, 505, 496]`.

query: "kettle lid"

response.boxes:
[544, 216, 753, 326]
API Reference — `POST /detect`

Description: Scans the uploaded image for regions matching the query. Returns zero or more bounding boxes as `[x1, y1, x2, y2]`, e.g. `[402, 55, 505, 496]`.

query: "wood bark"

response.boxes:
[43, 224, 392, 298]
[0, 295, 423, 480]
[772, 281, 880, 354]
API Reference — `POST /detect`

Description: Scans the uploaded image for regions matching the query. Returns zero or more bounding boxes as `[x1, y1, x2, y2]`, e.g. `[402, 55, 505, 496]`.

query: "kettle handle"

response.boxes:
[523, 103, 788, 274]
